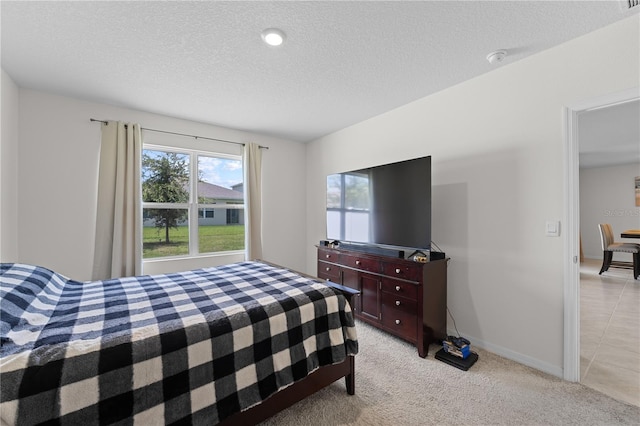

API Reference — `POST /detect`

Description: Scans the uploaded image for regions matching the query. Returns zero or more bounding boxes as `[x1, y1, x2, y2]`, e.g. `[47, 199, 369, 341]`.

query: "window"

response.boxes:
[142, 146, 244, 259]
[198, 209, 215, 219]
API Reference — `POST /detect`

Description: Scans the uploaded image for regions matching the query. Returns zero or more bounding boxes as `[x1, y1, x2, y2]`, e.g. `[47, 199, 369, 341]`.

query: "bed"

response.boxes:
[0, 260, 358, 425]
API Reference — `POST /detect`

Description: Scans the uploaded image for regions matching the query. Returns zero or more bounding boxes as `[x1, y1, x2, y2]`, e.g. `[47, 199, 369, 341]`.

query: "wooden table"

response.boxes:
[621, 229, 640, 239]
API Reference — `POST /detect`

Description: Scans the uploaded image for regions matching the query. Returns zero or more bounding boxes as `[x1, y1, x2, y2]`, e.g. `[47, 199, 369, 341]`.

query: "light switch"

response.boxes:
[546, 220, 560, 237]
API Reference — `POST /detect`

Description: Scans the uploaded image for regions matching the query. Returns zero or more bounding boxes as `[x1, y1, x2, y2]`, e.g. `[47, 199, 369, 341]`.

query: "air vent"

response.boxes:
[623, 0, 639, 9]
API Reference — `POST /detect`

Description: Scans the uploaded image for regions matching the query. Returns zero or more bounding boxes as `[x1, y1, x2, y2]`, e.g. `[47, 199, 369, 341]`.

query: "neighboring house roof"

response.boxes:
[198, 181, 243, 201]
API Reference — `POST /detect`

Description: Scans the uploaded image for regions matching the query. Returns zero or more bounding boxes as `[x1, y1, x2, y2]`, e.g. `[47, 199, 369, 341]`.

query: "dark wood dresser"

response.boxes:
[317, 245, 447, 357]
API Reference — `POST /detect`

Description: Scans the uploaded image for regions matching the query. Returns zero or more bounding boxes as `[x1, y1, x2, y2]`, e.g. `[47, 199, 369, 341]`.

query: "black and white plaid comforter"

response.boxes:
[0, 261, 358, 425]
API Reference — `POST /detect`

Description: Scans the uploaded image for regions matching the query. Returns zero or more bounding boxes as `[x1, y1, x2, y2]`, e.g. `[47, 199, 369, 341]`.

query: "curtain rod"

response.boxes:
[90, 118, 268, 149]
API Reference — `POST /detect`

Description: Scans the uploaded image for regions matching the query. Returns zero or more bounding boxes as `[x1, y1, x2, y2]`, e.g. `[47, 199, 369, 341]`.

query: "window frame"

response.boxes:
[142, 143, 245, 260]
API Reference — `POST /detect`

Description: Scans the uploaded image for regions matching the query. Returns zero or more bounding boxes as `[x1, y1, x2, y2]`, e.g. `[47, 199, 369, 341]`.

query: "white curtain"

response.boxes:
[244, 143, 263, 260]
[92, 121, 142, 280]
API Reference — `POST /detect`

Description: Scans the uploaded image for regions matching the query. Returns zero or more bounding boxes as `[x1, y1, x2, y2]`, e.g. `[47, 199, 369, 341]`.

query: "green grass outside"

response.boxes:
[143, 225, 245, 258]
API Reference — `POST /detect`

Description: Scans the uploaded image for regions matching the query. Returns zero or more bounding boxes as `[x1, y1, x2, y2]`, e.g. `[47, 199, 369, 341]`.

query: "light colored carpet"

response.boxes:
[261, 321, 639, 425]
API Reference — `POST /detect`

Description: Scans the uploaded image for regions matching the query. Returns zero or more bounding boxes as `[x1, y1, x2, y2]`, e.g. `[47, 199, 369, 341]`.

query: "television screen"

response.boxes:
[326, 156, 431, 250]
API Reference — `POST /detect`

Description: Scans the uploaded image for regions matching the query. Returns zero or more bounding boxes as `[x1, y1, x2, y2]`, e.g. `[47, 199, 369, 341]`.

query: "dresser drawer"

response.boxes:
[318, 247, 340, 263]
[342, 253, 380, 273]
[381, 291, 416, 315]
[317, 261, 340, 281]
[380, 279, 418, 300]
[381, 305, 417, 341]
[382, 261, 422, 282]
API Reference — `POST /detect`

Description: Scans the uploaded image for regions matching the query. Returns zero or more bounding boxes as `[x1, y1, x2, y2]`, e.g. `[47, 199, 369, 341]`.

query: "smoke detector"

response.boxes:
[486, 50, 507, 65]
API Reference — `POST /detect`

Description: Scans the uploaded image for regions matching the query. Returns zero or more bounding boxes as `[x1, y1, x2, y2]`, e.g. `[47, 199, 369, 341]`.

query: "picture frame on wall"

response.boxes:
[636, 176, 640, 207]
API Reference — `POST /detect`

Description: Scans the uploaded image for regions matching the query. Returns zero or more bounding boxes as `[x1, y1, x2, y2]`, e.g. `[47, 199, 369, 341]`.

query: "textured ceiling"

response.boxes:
[1, 1, 638, 143]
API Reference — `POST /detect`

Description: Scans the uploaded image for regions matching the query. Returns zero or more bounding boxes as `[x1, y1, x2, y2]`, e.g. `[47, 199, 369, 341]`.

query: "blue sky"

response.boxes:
[198, 156, 242, 189]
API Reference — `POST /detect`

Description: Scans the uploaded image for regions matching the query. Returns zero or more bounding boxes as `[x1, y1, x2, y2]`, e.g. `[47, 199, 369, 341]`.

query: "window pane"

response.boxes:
[197, 155, 243, 202]
[143, 208, 189, 258]
[142, 150, 190, 203]
[197, 155, 244, 254]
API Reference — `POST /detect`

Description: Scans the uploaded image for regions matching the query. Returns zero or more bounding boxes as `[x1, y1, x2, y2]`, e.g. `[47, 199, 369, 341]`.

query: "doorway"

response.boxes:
[563, 88, 639, 405]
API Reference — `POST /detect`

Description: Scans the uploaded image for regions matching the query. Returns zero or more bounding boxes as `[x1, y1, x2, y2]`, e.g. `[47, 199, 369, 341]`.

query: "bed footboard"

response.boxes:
[219, 355, 355, 426]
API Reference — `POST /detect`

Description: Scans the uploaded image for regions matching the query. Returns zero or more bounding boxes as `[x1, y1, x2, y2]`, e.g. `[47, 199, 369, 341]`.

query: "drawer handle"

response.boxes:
[395, 268, 401, 274]
[395, 300, 401, 306]
[326, 254, 330, 258]
[355, 260, 361, 265]
[325, 267, 331, 271]
[395, 285, 401, 291]
[395, 319, 401, 325]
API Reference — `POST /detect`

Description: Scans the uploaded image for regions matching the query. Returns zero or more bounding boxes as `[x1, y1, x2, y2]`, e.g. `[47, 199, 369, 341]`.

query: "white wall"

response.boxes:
[580, 163, 640, 260]
[305, 16, 639, 376]
[14, 89, 307, 280]
[1, 69, 20, 262]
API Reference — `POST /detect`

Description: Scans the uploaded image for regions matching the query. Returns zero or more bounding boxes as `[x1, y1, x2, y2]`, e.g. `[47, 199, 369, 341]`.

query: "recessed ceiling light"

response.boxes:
[261, 28, 285, 46]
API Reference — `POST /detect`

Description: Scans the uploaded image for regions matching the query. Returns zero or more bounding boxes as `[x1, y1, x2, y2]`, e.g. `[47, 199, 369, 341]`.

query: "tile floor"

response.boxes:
[580, 258, 639, 407]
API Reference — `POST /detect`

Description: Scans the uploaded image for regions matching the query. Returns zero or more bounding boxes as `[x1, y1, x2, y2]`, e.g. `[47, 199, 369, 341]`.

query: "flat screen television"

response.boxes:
[326, 155, 431, 251]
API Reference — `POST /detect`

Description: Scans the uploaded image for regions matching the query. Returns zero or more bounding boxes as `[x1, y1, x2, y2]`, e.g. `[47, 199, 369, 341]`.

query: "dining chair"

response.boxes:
[597, 223, 639, 280]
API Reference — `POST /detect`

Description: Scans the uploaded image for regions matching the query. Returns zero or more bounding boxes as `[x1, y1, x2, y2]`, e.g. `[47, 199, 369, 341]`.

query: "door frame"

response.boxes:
[562, 87, 639, 381]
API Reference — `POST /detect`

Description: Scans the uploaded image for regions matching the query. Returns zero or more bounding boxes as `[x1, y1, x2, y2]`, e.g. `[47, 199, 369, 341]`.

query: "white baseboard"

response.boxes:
[446, 330, 563, 378]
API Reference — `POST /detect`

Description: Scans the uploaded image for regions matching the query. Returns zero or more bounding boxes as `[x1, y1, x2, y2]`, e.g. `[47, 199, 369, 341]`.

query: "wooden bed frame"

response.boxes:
[220, 276, 359, 426]
[221, 355, 355, 425]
